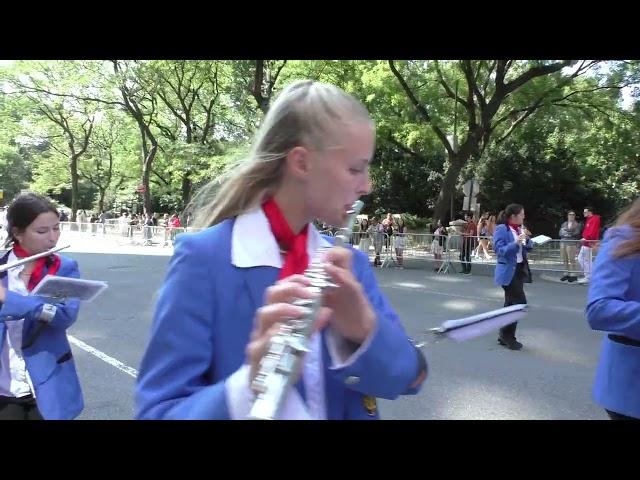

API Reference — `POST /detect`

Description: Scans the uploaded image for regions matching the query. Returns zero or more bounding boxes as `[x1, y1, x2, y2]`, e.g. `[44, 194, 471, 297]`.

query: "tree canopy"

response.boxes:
[1, 59, 637, 234]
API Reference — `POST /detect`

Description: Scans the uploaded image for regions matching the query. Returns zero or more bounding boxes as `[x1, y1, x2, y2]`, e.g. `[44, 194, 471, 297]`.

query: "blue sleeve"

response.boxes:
[135, 234, 230, 420]
[0, 259, 81, 332]
[326, 249, 427, 399]
[586, 231, 640, 339]
[524, 238, 533, 252]
[493, 226, 520, 257]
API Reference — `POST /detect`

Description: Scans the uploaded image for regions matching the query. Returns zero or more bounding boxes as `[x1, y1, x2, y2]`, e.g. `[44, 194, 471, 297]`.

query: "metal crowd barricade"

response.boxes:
[348, 231, 392, 267]
[384, 232, 594, 275]
[55, 216, 596, 277]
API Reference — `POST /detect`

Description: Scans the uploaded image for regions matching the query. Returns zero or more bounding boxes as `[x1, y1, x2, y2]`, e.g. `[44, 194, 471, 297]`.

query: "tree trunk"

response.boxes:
[253, 60, 269, 114]
[181, 172, 192, 207]
[433, 153, 466, 222]
[98, 188, 106, 213]
[142, 145, 157, 215]
[70, 155, 79, 223]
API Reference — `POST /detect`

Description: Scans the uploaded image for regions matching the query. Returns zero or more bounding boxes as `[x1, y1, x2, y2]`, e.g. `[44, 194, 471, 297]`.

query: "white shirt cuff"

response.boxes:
[224, 364, 313, 420]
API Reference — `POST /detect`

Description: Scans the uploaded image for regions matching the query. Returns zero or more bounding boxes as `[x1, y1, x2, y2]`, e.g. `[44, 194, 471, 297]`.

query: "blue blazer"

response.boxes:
[492, 224, 533, 286]
[585, 225, 640, 418]
[135, 218, 426, 420]
[0, 252, 84, 420]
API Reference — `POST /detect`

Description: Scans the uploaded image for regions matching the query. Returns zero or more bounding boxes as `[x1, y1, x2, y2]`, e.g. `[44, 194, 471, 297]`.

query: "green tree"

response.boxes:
[80, 111, 140, 213]
[148, 60, 251, 207]
[0, 92, 32, 201]
[388, 60, 635, 221]
[2, 61, 97, 219]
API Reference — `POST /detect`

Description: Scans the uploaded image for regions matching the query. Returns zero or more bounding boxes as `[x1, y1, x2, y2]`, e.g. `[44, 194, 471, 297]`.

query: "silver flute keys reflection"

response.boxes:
[248, 200, 365, 420]
[0, 244, 70, 273]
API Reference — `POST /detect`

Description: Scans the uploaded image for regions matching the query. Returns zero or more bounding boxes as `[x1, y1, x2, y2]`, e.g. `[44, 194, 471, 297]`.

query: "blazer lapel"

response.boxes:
[0, 249, 9, 282]
[242, 266, 280, 313]
[1, 250, 9, 290]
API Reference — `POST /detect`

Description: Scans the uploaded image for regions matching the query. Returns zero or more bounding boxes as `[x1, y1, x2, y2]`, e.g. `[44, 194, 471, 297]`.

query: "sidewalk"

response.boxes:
[53, 232, 594, 286]
[59, 231, 174, 257]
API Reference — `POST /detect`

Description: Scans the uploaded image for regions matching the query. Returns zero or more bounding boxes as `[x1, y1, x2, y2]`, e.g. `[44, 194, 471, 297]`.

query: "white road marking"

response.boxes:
[68, 335, 138, 378]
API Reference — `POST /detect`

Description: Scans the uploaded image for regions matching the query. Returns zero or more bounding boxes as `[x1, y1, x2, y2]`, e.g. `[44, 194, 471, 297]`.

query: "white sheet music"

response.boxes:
[438, 304, 528, 332]
[31, 275, 108, 302]
[531, 235, 552, 245]
[428, 304, 529, 342]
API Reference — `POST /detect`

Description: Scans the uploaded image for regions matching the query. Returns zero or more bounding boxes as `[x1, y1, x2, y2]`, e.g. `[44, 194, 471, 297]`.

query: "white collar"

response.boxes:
[7, 251, 20, 267]
[231, 207, 331, 268]
[6, 251, 25, 275]
[7, 251, 29, 295]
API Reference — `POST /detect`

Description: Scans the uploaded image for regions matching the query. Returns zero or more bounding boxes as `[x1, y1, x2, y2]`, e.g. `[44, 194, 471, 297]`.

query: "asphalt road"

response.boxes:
[63, 248, 607, 420]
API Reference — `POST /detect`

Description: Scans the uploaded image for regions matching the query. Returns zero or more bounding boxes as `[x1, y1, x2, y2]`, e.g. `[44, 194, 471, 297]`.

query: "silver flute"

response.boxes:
[0, 244, 70, 273]
[248, 200, 364, 420]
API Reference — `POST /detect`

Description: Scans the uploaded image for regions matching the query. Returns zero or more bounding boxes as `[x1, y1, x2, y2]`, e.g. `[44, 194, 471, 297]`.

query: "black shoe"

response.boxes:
[560, 275, 569, 282]
[498, 336, 523, 350]
[567, 276, 577, 283]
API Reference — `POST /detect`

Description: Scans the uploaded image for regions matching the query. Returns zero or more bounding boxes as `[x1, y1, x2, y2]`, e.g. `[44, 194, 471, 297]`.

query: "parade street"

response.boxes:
[65, 244, 606, 420]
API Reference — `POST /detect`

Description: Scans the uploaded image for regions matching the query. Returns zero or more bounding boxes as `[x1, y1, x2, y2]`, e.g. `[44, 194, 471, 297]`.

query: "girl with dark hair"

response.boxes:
[0, 192, 84, 420]
[492, 204, 533, 350]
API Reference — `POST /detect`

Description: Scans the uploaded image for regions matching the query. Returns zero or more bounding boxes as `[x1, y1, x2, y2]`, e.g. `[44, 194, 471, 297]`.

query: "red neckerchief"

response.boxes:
[262, 198, 309, 279]
[507, 222, 522, 235]
[12, 244, 61, 291]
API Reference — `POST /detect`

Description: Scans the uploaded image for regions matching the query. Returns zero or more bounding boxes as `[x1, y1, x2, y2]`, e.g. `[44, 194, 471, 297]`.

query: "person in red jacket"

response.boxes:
[168, 213, 182, 246]
[577, 206, 601, 285]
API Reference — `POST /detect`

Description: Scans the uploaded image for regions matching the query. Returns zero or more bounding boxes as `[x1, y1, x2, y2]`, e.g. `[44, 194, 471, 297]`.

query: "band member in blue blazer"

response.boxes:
[135, 80, 428, 420]
[586, 197, 640, 420]
[0, 193, 83, 420]
[492, 204, 533, 350]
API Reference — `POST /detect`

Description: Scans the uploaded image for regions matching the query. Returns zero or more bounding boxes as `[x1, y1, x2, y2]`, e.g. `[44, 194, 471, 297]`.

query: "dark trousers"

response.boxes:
[499, 262, 528, 340]
[460, 237, 473, 273]
[0, 395, 43, 420]
[606, 409, 639, 420]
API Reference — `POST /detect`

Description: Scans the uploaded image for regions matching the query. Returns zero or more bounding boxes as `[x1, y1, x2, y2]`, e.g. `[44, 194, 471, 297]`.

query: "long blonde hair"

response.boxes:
[190, 80, 373, 228]
[613, 197, 640, 258]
